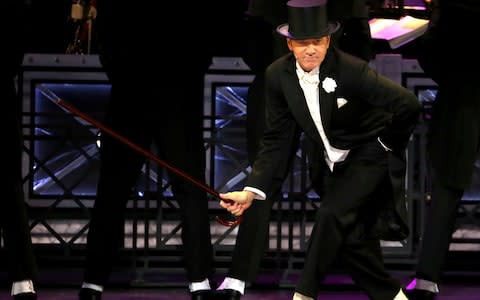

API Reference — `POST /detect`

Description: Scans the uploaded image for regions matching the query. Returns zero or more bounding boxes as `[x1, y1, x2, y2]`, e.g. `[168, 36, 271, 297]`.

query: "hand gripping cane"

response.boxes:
[38, 85, 243, 227]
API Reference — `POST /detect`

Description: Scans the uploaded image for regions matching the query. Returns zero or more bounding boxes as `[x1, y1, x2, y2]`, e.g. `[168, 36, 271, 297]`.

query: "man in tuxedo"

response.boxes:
[405, 0, 480, 299]
[1, 1, 38, 299]
[244, 0, 373, 166]
[218, 0, 421, 299]
[215, 0, 378, 299]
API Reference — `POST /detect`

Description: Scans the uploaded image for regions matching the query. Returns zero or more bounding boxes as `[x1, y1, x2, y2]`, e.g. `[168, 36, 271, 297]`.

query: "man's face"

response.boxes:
[287, 36, 330, 72]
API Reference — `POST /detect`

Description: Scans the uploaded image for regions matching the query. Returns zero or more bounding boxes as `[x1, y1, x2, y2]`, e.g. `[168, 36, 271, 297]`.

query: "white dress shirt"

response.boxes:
[295, 62, 349, 171]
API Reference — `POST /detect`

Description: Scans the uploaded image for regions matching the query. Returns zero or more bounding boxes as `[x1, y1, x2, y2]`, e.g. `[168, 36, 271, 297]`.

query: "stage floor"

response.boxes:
[1, 280, 479, 300]
[1, 270, 479, 299]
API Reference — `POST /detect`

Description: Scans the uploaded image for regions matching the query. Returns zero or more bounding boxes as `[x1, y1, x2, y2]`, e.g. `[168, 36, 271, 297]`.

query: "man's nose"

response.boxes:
[305, 44, 316, 53]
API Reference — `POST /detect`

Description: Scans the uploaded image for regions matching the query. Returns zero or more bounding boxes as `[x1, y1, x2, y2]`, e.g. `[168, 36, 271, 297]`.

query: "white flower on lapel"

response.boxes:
[322, 77, 337, 93]
[337, 97, 348, 108]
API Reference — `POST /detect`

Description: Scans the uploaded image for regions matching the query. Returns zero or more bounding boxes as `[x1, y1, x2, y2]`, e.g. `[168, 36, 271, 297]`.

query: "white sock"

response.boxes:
[217, 277, 245, 294]
[293, 292, 314, 300]
[393, 288, 408, 300]
[81, 282, 104, 292]
[189, 278, 211, 292]
[11, 280, 35, 296]
[409, 278, 440, 293]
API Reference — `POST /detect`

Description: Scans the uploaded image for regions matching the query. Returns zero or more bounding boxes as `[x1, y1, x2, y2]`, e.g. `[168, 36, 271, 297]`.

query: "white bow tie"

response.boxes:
[300, 73, 320, 85]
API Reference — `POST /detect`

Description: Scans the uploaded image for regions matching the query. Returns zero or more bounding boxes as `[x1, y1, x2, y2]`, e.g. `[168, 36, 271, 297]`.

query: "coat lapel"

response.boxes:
[281, 51, 337, 145]
[318, 78, 334, 135]
[318, 49, 337, 136]
[281, 56, 323, 145]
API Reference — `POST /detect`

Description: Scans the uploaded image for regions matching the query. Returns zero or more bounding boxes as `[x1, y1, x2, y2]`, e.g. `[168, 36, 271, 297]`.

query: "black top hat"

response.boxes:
[277, 0, 340, 40]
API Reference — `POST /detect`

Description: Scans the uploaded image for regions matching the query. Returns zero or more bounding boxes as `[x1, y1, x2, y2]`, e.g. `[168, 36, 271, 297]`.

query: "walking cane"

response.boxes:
[38, 85, 243, 227]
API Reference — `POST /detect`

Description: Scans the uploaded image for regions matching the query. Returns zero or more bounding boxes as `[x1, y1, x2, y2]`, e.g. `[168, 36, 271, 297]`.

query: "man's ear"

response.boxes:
[287, 38, 293, 51]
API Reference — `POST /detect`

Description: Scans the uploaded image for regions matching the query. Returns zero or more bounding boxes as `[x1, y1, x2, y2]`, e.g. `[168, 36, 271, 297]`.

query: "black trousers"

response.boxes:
[416, 173, 463, 282]
[415, 85, 480, 282]
[1, 82, 37, 283]
[83, 73, 214, 285]
[231, 139, 402, 299]
[228, 69, 291, 281]
[294, 142, 401, 300]
[227, 176, 284, 281]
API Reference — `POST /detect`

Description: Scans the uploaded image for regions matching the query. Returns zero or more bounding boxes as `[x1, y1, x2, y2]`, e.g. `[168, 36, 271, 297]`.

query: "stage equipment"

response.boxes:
[37, 84, 243, 227]
[65, 0, 97, 54]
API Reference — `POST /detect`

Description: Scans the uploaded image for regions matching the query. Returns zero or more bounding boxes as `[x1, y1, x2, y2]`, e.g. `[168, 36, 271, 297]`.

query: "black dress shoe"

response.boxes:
[13, 293, 37, 300]
[191, 290, 214, 300]
[213, 289, 242, 300]
[78, 288, 102, 300]
[404, 289, 437, 300]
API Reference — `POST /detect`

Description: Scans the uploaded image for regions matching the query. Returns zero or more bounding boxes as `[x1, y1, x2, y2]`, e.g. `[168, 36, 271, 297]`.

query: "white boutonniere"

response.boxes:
[322, 77, 337, 93]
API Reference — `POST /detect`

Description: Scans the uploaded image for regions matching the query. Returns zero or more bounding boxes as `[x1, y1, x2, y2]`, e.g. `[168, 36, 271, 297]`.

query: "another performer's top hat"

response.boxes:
[276, 0, 340, 40]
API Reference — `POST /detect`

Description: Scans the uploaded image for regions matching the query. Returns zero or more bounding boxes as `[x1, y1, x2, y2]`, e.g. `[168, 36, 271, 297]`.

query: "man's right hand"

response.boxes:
[219, 191, 255, 216]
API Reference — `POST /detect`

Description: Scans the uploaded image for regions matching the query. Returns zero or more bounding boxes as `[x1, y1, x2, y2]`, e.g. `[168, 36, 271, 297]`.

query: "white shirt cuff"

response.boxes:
[243, 187, 266, 200]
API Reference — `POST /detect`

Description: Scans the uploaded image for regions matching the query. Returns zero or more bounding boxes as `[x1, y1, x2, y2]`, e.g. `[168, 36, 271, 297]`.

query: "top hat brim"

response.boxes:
[276, 21, 340, 40]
